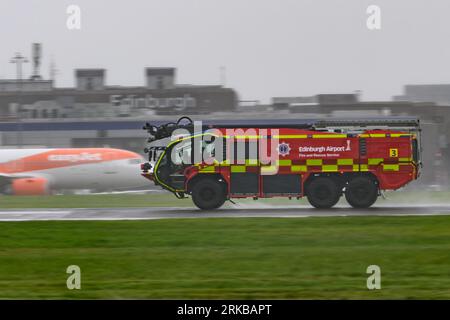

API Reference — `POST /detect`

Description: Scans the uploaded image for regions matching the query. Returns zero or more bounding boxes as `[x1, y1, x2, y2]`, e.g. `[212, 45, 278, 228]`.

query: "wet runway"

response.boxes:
[0, 204, 450, 221]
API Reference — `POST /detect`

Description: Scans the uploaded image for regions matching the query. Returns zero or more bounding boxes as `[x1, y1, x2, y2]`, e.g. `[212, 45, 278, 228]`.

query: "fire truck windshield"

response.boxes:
[172, 141, 192, 165]
[153, 135, 223, 191]
[154, 140, 190, 190]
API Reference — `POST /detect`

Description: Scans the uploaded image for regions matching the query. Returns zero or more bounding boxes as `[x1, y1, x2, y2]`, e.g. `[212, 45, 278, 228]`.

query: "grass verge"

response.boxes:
[0, 216, 449, 299]
[0, 193, 192, 209]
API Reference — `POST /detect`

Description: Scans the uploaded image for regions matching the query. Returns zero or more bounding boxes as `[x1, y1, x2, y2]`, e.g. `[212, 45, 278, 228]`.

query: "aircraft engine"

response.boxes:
[11, 177, 49, 195]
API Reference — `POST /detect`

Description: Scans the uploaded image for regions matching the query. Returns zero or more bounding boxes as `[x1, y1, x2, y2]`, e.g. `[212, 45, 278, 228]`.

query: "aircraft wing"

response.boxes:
[0, 173, 36, 182]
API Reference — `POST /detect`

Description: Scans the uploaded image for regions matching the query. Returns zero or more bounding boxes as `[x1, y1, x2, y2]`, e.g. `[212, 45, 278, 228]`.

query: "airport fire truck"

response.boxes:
[141, 117, 421, 210]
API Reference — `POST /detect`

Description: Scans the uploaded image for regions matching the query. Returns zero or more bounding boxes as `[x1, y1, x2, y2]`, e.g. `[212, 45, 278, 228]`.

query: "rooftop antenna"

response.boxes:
[49, 55, 59, 86]
[30, 43, 42, 80]
[220, 66, 226, 87]
[354, 90, 362, 102]
[10, 52, 28, 82]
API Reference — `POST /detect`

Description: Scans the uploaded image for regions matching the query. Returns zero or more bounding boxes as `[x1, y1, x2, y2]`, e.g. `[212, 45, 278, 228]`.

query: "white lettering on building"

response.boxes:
[110, 94, 196, 110]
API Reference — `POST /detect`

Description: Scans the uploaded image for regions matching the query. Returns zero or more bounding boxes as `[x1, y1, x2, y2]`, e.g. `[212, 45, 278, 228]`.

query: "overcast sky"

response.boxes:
[0, 0, 449, 103]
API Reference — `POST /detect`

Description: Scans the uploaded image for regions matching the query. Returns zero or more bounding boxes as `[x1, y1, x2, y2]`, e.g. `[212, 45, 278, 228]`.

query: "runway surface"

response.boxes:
[1, 204, 450, 221]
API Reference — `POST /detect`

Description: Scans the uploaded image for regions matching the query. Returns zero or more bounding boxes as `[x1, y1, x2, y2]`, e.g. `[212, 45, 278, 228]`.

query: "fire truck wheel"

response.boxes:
[345, 176, 378, 208]
[306, 177, 341, 209]
[191, 178, 226, 210]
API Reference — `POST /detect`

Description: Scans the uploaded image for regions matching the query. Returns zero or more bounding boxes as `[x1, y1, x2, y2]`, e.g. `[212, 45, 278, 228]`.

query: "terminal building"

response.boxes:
[0, 67, 237, 120]
[394, 84, 450, 106]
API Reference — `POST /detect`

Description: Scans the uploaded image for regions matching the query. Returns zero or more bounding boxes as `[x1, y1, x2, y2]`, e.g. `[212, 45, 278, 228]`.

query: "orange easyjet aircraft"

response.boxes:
[0, 148, 146, 195]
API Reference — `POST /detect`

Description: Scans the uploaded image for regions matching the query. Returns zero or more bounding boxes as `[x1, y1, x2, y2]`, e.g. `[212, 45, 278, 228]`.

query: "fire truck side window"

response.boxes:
[233, 140, 257, 164]
[203, 140, 215, 159]
[202, 136, 226, 163]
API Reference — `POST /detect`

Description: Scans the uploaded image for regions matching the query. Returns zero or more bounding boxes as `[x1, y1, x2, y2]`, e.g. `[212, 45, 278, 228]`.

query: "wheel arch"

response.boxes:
[303, 172, 345, 194]
[186, 173, 228, 194]
[343, 172, 380, 188]
[304, 171, 380, 192]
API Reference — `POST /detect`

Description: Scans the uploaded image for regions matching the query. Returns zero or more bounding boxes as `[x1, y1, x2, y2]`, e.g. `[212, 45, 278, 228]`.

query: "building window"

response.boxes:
[86, 77, 93, 90]
[97, 130, 107, 138]
[42, 109, 48, 118]
[157, 76, 164, 90]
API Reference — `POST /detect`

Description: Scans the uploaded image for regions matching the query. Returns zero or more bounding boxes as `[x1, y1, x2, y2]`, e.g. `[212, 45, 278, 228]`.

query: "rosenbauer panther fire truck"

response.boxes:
[141, 117, 422, 210]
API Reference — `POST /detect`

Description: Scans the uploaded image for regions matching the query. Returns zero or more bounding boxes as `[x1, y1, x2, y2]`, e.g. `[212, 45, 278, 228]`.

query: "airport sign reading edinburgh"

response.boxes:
[110, 94, 196, 111]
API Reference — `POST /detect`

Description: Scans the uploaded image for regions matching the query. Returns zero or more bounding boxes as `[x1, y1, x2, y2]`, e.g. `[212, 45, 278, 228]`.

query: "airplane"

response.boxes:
[0, 148, 146, 195]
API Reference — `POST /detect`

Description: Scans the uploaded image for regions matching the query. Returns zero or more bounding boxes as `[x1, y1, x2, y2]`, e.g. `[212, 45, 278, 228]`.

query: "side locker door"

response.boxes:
[261, 136, 302, 197]
[229, 138, 259, 197]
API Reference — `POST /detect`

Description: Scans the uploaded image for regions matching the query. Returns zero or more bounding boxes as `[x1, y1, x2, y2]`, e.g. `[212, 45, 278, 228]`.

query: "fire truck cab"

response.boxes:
[141, 117, 421, 210]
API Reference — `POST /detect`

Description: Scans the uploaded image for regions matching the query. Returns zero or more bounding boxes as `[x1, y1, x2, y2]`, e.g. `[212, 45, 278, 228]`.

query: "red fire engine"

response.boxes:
[141, 117, 421, 209]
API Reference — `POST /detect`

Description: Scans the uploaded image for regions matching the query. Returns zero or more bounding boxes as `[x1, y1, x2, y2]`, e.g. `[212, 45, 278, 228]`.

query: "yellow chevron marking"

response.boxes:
[291, 165, 307, 172]
[353, 164, 369, 171]
[261, 165, 279, 174]
[199, 166, 216, 173]
[276, 159, 292, 166]
[231, 165, 246, 173]
[273, 135, 307, 139]
[383, 164, 399, 171]
[306, 159, 322, 166]
[312, 134, 347, 138]
[368, 158, 383, 165]
[337, 159, 353, 165]
[322, 165, 338, 172]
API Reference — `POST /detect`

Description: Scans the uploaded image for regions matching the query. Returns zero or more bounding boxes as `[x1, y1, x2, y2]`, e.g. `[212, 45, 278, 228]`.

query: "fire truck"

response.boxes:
[141, 116, 421, 210]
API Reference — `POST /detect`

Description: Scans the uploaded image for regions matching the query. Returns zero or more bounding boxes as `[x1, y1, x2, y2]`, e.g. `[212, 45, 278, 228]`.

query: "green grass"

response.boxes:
[0, 193, 193, 209]
[0, 217, 449, 299]
[0, 190, 449, 209]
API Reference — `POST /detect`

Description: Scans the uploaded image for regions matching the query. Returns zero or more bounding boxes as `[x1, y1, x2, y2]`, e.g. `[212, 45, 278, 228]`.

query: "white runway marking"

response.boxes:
[0, 211, 71, 215]
[0, 204, 449, 221]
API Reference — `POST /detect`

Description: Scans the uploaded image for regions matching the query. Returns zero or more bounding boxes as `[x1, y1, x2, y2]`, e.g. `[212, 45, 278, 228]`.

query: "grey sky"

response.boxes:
[0, 0, 449, 103]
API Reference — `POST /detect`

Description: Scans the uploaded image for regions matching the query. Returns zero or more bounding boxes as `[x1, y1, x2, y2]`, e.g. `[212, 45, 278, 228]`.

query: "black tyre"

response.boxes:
[191, 178, 226, 210]
[306, 177, 341, 209]
[345, 176, 378, 208]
